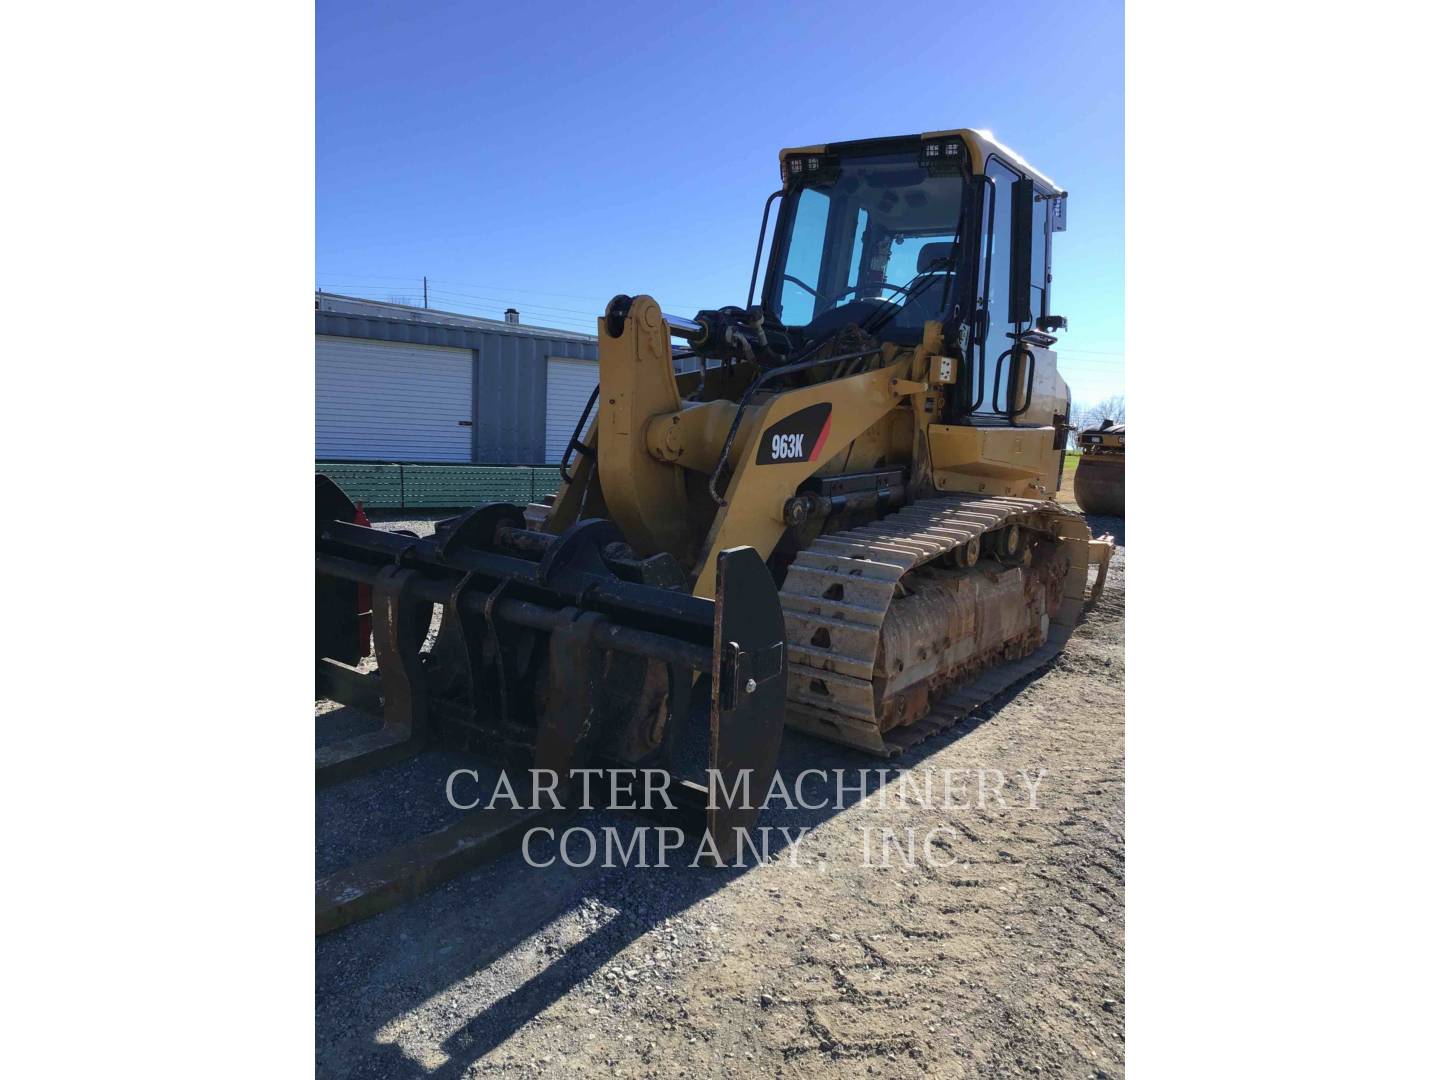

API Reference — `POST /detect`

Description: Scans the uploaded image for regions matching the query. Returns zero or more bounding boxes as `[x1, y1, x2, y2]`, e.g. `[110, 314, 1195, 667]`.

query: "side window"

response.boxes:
[974, 160, 1016, 414]
[777, 188, 830, 325]
[846, 208, 869, 290]
[1030, 196, 1048, 319]
[886, 235, 925, 284]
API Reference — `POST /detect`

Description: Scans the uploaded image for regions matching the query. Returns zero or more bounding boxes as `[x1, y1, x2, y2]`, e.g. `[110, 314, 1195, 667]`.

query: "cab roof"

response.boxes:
[779, 128, 1062, 195]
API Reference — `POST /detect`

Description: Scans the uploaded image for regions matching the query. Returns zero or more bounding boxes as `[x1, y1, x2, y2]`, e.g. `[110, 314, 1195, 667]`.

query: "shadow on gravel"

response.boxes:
[316, 669, 1062, 1077]
[314, 511, 1126, 1078]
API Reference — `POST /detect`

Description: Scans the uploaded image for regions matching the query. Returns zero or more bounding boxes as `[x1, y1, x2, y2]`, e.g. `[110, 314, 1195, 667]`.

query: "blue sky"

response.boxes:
[317, 0, 1123, 404]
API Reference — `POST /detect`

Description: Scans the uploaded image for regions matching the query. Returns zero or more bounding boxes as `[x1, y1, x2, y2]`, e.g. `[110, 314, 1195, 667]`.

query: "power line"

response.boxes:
[320, 277, 1124, 347]
[315, 284, 579, 317]
[323, 283, 612, 326]
[316, 287, 599, 333]
[317, 274, 713, 315]
[317, 284, 1128, 364]
[425, 287, 603, 320]
[317, 281, 601, 316]
[400, 292, 599, 332]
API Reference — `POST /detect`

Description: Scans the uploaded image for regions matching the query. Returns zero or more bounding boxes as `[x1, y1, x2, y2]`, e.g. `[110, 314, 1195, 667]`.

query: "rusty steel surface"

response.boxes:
[871, 551, 1068, 733]
[780, 494, 1103, 756]
[1073, 455, 1125, 517]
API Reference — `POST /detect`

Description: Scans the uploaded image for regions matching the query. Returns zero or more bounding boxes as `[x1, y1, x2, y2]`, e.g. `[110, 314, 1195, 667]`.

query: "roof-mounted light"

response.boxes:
[920, 138, 966, 174]
[781, 153, 839, 187]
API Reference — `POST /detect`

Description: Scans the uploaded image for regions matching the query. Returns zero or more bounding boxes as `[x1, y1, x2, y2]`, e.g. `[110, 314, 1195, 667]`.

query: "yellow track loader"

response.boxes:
[314, 128, 1112, 928]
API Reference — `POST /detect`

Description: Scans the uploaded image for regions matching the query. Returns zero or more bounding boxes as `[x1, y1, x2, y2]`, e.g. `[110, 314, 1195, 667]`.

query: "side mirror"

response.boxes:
[1007, 176, 1035, 325]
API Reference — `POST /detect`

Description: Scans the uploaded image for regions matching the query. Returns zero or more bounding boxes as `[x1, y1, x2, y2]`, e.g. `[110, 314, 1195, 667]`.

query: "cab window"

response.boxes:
[776, 188, 830, 325]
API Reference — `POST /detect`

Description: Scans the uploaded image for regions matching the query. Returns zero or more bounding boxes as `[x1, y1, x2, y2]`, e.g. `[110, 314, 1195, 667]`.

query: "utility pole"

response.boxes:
[423, 276, 428, 309]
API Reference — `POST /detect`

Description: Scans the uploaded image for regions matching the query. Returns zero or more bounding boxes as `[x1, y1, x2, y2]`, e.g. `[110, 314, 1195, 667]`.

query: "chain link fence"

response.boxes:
[317, 462, 564, 509]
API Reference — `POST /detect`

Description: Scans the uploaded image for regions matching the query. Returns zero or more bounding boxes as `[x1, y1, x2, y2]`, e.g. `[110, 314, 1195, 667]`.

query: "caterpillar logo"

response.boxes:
[756, 403, 832, 466]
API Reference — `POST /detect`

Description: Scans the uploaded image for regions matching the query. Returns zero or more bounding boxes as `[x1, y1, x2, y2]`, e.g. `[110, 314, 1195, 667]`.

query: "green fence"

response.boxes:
[317, 462, 564, 509]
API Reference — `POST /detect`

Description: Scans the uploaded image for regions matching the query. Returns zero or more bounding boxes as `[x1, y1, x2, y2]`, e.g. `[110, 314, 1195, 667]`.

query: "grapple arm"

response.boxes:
[314, 476, 787, 875]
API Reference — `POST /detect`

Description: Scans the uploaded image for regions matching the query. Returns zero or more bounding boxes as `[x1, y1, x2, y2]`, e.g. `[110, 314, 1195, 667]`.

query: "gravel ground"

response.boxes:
[317, 508, 1125, 1078]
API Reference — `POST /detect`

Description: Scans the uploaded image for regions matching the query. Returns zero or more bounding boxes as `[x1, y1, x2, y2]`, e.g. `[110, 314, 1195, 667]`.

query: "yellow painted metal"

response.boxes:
[528, 128, 1102, 759]
[927, 423, 1063, 499]
[546, 130, 1074, 600]
[1004, 345, 1069, 427]
[1082, 427, 1125, 451]
[690, 354, 915, 599]
[927, 353, 959, 385]
[644, 399, 742, 475]
[944, 128, 1061, 193]
[594, 295, 692, 559]
[548, 299, 1065, 572]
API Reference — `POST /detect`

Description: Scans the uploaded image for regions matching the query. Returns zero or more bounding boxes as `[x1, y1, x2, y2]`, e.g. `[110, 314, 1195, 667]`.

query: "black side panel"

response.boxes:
[1008, 176, 1036, 325]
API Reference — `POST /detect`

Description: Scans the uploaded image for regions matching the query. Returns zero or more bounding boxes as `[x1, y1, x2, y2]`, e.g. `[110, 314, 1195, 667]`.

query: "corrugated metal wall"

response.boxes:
[316, 300, 599, 463]
[472, 330, 591, 464]
[544, 357, 600, 463]
[316, 337, 474, 460]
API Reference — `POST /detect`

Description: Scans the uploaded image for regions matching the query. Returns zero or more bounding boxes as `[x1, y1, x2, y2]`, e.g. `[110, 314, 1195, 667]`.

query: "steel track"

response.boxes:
[779, 494, 1103, 756]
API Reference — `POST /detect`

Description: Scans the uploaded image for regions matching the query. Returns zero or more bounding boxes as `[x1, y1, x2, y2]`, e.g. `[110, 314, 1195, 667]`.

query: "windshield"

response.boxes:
[765, 152, 968, 333]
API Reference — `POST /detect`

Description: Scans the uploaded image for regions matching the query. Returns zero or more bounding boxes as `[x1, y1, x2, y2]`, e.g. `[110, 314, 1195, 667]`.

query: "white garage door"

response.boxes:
[316, 336, 473, 461]
[545, 357, 599, 463]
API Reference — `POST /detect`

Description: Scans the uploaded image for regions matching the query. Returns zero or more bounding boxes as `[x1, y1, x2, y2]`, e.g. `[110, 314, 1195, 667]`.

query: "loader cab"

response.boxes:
[761, 144, 969, 344]
[761, 130, 1065, 426]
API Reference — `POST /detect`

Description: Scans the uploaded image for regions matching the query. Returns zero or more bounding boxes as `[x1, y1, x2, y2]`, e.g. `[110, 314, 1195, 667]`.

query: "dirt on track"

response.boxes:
[316, 511, 1125, 1079]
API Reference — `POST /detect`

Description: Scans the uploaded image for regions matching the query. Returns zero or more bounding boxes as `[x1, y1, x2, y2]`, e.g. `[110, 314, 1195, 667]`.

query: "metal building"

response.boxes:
[315, 293, 600, 464]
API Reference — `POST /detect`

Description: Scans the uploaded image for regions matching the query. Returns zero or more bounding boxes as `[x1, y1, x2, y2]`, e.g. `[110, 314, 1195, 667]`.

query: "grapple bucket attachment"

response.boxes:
[314, 476, 786, 931]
